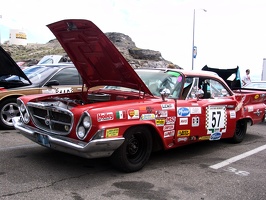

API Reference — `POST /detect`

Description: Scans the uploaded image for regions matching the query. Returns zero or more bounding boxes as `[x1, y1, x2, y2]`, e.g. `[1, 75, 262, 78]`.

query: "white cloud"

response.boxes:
[0, 0, 265, 80]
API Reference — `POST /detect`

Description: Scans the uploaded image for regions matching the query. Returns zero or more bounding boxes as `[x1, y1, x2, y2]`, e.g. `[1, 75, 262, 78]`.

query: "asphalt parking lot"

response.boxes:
[0, 123, 266, 200]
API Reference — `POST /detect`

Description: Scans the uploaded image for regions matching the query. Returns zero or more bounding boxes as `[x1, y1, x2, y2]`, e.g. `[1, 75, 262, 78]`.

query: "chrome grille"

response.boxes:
[27, 102, 73, 135]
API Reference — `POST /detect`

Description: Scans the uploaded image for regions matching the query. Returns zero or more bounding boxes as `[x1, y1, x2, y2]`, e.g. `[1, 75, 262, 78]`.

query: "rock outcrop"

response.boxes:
[1, 32, 181, 69]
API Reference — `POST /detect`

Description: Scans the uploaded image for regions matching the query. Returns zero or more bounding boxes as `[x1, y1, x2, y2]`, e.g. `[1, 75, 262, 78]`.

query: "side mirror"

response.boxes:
[195, 89, 204, 100]
[45, 80, 59, 87]
[160, 88, 171, 101]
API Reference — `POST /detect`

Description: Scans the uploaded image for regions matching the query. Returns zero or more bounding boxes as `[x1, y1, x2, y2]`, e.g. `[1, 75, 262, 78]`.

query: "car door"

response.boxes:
[175, 76, 238, 143]
[196, 77, 238, 140]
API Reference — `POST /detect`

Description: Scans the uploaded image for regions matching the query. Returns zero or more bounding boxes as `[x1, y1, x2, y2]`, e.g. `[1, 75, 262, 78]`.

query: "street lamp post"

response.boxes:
[191, 9, 207, 70]
[192, 9, 196, 70]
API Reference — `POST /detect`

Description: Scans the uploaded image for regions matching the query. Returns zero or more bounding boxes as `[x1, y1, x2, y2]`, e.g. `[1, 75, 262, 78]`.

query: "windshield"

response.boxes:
[5, 66, 58, 85]
[105, 70, 183, 98]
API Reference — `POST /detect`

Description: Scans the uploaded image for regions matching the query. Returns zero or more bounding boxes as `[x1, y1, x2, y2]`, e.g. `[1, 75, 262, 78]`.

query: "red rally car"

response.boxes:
[13, 19, 266, 172]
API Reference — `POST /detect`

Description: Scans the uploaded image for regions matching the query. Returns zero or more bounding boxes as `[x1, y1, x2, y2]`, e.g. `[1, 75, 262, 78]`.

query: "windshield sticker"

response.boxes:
[106, 128, 119, 138]
[179, 118, 188, 125]
[127, 109, 139, 119]
[97, 112, 114, 122]
[177, 107, 190, 117]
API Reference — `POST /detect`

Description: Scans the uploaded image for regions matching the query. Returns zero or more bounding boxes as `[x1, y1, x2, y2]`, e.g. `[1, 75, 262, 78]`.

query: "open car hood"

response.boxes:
[0, 46, 31, 84]
[47, 19, 152, 95]
[202, 65, 241, 89]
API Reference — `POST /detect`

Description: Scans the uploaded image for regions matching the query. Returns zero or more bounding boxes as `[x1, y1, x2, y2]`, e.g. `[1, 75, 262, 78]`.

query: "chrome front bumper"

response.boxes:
[12, 117, 125, 159]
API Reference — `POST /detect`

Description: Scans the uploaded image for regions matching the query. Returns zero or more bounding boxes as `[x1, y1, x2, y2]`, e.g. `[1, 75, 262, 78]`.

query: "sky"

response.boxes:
[0, 0, 266, 80]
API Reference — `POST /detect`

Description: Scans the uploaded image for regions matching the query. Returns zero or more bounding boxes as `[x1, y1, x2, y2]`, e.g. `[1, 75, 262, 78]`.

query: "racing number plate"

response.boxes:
[36, 134, 50, 147]
[206, 105, 227, 131]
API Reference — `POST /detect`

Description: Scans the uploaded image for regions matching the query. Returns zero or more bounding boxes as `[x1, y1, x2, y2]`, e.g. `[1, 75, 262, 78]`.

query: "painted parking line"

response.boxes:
[210, 144, 266, 169]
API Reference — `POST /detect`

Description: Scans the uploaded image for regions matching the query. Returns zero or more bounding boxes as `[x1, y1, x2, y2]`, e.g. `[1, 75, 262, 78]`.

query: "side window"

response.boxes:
[209, 79, 229, 98]
[182, 77, 195, 99]
[50, 68, 81, 85]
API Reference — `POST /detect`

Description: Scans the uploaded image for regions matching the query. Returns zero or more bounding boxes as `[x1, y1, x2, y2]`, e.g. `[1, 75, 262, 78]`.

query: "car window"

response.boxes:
[136, 70, 183, 98]
[5, 66, 58, 84]
[186, 77, 230, 99]
[49, 67, 81, 85]
[104, 70, 184, 98]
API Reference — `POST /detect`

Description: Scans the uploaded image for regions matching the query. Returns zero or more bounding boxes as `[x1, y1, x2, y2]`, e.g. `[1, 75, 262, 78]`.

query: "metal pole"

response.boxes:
[192, 9, 195, 70]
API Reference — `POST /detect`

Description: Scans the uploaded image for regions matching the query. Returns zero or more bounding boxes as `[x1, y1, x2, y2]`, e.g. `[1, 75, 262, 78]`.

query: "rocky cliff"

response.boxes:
[1, 32, 181, 69]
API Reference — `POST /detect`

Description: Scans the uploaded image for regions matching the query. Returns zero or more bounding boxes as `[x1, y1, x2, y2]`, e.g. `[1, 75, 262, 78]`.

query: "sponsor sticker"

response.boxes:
[161, 104, 175, 110]
[177, 107, 190, 117]
[56, 88, 73, 93]
[106, 128, 119, 138]
[179, 118, 188, 125]
[177, 130, 190, 137]
[199, 136, 210, 140]
[146, 106, 154, 113]
[42, 89, 56, 94]
[248, 106, 254, 112]
[230, 110, 236, 118]
[177, 137, 188, 142]
[166, 116, 176, 124]
[141, 114, 155, 120]
[190, 107, 202, 114]
[155, 110, 168, 118]
[156, 118, 166, 126]
[97, 112, 114, 122]
[164, 130, 175, 138]
[192, 117, 199, 127]
[163, 125, 175, 131]
[254, 94, 259, 100]
[127, 109, 139, 119]
[210, 132, 222, 140]
[116, 110, 126, 119]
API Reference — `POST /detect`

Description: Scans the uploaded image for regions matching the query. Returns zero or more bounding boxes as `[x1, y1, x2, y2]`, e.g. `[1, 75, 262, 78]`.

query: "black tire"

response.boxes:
[0, 98, 19, 130]
[110, 126, 152, 172]
[230, 119, 247, 143]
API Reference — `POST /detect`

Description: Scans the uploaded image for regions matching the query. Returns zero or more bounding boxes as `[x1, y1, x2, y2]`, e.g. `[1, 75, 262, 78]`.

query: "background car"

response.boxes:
[243, 81, 266, 90]
[0, 46, 83, 129]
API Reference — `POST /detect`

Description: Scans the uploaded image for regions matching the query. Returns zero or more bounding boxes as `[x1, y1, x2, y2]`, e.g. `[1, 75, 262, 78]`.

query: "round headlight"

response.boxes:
[83, 116, 91, 128]
[77, 126, 86, 138]
[23, 112, 30, 124]
[20, 103, 26, 112]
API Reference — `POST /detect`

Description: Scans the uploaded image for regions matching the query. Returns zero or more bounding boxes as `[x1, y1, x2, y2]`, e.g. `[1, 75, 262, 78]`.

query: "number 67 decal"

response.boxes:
[206, 106, 226, 130]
